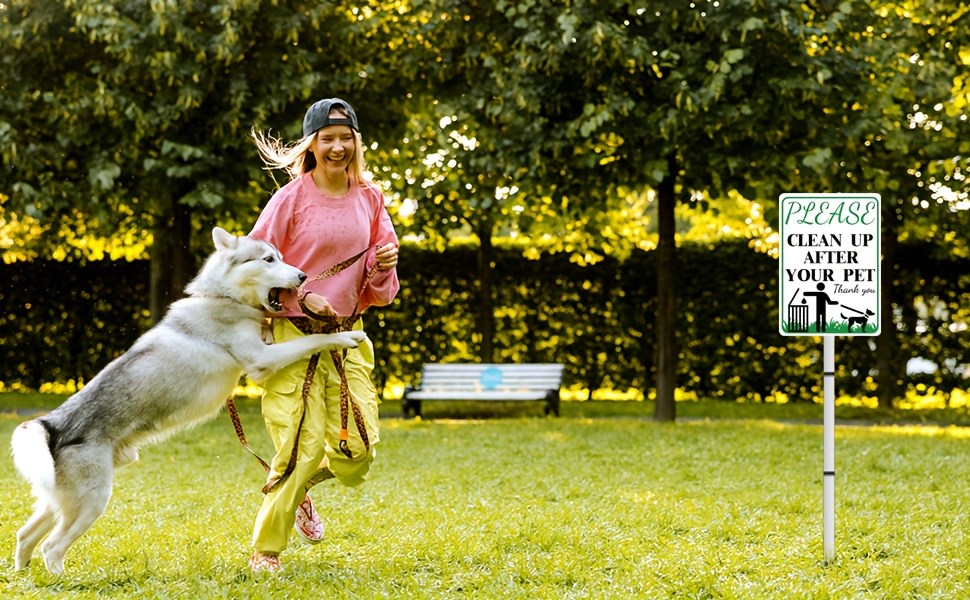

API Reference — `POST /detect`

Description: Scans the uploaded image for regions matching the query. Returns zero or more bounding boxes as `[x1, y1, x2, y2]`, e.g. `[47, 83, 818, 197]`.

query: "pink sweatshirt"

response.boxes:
[250, 172, 400, 317]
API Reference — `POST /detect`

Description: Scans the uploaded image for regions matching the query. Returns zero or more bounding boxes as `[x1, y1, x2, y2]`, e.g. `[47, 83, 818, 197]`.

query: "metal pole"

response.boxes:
[823, 336, 835, 562]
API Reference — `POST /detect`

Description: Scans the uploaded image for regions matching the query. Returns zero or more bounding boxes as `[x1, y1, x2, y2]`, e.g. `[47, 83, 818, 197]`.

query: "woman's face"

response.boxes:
[310, 109, 356, 177]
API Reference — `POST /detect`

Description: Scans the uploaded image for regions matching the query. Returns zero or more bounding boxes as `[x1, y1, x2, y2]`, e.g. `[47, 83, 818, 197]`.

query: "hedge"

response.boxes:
[1, 240, 967, 401]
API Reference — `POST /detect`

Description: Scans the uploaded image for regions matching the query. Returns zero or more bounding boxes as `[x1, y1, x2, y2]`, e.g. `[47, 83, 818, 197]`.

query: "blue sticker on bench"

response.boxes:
[480, 367, 503, 390]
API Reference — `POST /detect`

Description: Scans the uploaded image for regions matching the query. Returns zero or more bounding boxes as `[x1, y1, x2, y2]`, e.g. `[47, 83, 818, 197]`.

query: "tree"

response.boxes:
[393, 0, 849, 421]
[781, 0, 970, 408]
[0, 0, 411, 321]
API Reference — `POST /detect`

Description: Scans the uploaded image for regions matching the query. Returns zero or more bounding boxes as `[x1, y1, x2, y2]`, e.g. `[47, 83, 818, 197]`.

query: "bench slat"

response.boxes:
[422, 366, 562, 371]
[418, 383, 563, 391]
[422, 365, 562, 372]
[419, 382, 562, 386]
[418, 375, 564, 383]
[404, 391, 553, 401]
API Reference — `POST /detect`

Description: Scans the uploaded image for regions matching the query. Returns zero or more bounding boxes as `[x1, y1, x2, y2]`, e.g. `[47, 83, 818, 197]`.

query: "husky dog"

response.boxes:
[11, 227, 366, 574]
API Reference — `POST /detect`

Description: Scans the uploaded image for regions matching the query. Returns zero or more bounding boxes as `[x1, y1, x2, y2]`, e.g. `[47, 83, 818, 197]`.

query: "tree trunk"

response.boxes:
[654, 155, 678, 422]
[150, 194, 194, 324]
[477, 216, 495, 363]
[877, 199, 900, 409]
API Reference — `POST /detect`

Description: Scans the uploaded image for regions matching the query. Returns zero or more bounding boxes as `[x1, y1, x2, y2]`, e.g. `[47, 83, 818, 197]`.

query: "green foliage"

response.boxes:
[3, 241, 966, 401]
[0, 260, 150, 387]
[772, 0, 970, 260]
[2, 415, 970, 597]
[384, 0, 846, 249]
[2, 0, 970, 406]
[0, 0, 415, 257]
[893, 244, 970, 403]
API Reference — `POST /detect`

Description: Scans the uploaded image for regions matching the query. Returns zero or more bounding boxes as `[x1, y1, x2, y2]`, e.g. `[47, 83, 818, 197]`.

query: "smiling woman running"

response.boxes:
[246, 98, 400, 573]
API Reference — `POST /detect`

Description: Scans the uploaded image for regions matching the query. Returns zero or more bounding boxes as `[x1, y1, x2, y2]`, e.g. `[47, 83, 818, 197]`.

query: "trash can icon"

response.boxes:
[787, 288, 809, 333]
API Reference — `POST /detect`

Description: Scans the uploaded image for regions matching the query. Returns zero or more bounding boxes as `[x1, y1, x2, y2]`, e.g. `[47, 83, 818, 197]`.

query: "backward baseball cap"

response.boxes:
[302, 98, 359, 137]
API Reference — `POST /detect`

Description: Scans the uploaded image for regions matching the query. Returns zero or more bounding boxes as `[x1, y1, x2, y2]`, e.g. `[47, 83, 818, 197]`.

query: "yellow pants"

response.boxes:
[251, 318, 380, 554]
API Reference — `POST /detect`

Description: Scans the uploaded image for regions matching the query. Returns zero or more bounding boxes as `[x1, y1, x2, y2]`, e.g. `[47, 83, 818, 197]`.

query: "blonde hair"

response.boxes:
[251, 113, 367, 183]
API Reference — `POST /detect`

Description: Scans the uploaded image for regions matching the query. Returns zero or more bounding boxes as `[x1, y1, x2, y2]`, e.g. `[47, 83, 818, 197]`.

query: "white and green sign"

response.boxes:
[779, 193, 881, 336]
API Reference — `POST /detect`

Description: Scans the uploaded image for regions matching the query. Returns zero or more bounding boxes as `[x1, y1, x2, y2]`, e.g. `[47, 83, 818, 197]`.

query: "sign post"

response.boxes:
[778, 193, 881, 563]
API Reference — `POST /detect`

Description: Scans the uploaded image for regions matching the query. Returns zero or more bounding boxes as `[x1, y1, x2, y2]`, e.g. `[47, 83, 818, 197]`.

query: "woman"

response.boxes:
[247, 98, 399, 572]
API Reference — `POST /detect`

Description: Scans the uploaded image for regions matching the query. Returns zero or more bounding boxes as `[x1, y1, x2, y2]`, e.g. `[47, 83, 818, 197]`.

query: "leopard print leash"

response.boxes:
[227, 247, 379, 493]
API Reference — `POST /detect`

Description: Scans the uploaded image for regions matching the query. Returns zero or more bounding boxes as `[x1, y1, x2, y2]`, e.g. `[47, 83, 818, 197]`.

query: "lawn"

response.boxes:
[6, 390, 970, 424]
[1, 403, 968, 598]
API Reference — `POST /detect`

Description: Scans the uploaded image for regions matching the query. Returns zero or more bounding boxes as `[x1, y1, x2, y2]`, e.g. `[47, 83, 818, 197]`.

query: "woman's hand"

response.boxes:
[375, 244, 399, 271]
[301, 292, 336, 316]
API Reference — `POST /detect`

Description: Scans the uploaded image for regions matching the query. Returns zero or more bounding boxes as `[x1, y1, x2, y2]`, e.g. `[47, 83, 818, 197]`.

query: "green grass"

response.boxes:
[390, 396, 970, 426]
[2, 407, 969, 598]
[8, 392, 970, 426]
[781, 319, 878, 335]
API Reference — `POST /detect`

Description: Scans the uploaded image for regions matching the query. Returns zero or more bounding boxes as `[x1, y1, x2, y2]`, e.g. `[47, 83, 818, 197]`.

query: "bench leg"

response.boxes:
[545, 392, 560, 417]
[400, 397, 422, 419]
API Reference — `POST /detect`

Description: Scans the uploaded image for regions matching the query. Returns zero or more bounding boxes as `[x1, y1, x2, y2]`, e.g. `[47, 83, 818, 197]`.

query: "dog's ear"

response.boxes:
[212, 227, 237, 251]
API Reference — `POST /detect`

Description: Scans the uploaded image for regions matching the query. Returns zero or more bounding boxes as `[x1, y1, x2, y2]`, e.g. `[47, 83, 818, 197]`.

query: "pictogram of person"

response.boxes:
[802, 283, 838, 332]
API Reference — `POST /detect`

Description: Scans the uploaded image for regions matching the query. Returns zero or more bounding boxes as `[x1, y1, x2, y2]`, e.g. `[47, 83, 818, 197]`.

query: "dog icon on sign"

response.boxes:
[841, 304, 875, 332]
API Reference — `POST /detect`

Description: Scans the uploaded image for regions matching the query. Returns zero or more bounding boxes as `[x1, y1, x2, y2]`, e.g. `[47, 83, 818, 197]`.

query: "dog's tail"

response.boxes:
[841, 313, 848, 319]
[11, 420, 56, 495]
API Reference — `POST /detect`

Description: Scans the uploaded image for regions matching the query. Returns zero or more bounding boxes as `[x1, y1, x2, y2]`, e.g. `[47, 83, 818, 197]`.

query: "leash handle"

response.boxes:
[297, 246, 380, 326]
[297, 246, 380, 331]
[298, 246, 372, 289]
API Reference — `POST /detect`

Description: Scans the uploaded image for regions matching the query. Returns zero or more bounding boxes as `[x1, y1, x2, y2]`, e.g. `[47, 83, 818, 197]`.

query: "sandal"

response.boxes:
[249, 552, 281, 573]
[294, 494, 325, 544]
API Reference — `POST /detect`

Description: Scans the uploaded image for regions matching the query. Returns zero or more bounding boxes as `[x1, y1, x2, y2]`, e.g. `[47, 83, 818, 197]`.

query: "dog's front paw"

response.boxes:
[347, 330, 367, 343]
[334, 330, 367, 348]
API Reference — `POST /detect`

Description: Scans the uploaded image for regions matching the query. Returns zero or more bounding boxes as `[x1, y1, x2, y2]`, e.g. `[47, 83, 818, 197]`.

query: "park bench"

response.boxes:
[401, 363, 564, 418]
